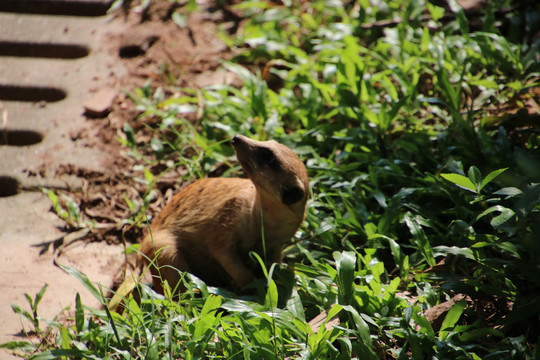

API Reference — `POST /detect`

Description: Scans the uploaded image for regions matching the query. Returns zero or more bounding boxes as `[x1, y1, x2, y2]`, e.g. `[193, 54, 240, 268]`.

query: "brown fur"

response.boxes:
[135, 135, 308, 296]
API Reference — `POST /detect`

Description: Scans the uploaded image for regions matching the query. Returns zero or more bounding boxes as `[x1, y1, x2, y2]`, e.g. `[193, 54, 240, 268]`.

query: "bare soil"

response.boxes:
[58, 0, 242, 268]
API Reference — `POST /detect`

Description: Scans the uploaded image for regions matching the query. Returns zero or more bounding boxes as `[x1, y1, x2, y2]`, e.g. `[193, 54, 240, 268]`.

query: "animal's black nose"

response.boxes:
[232, 135, 242, 145]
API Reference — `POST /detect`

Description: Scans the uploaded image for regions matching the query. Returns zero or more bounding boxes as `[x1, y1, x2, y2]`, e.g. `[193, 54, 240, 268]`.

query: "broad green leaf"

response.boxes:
[59, 266, 104, 304]
[60, 327, 70, 350]
[427, 3, 445, 21]
[0, 341, 35, 351]
[491, 208, 515, 228]
[63, 195, 81, 223]
[264, 279, 278, 308]
[441, 173, 477, 193]
[386, 277, 401, 296]
[432, 245, 474, 259]
[34, 283, 48, 310]
[75, 293, 84, 333]
[439, 301, 466, 340]
[341, 305, 377, 359]
[194, 294, 222, 339]
[45, 189, 58, 207]
[123, 122, 136, 148]
[372, 191, 387, 208]
[479, 168, 507, 192]
[25, 349, 100, 360]
[412, 312, 435, 337]
[335, 337, 353, 359]
[333, 251, 356, 305]
[493, 187, 522, 197]
[24, 293, 33, 309]
[326, 304, 343, 324]
[46, 190, 68, 220]
[404, 213, 436, 267]
[458, 327, 504, 342]
[468, 166, 482, 188]
[476, 205, 515, 229]
[387, 237, 408, 279]
[285, 286, 305, 322]
[370, 261, 384, 283]
[11, 304, 33, 323]
[146, 343, 159, 360]
[199, 294, 222, 318]
[409, 332, 424, 360]
[471, 241, 490, 248]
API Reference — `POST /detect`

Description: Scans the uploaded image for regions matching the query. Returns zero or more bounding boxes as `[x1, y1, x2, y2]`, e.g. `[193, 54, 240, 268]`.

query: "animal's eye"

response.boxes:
[281, 186, 304, 205]
[256, 147, 279, 169]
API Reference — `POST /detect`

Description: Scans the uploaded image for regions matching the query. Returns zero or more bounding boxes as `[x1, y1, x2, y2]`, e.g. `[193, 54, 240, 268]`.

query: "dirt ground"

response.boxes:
[50, 2, 243, 281]
[1, 0, 242, 355]
[58, 1, 244, 264]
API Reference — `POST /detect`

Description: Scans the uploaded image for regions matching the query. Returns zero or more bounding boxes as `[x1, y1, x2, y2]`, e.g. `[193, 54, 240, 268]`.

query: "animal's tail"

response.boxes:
[107, 257, 144, 313]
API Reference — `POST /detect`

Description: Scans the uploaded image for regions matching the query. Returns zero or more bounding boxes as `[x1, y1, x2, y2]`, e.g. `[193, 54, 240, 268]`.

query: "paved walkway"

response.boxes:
[0, 2, 126, 357]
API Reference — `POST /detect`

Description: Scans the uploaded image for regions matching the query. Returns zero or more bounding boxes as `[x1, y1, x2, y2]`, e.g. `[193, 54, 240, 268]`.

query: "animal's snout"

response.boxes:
[232, 134, 244, 145]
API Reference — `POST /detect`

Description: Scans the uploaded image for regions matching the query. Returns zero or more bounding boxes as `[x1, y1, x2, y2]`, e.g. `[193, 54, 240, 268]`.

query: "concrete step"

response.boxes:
[0, 12, 99, 44]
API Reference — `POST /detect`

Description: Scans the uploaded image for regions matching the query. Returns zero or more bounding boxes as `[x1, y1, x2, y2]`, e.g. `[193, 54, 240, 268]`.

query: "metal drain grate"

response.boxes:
[0, 41, 89, 59]
[0, 130, 43, 146]
[0, 176, 19, 197]
[0, 0, 113, 194]
[0, 85, 66, 102]
[0, 0, 113, 17]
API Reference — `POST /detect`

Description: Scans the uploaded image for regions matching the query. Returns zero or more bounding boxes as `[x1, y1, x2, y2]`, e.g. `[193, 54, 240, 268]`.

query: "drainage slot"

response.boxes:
[0, 85, 66, 102]
[0, 176, 19, 197]
[0, 0, 113, 17]
[1, 130, 43, 146]
[0, 42, 89, 59]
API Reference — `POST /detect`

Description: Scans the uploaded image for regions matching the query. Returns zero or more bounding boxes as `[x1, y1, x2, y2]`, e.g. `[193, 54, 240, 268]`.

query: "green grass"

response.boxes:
[3, 0, 540, 358]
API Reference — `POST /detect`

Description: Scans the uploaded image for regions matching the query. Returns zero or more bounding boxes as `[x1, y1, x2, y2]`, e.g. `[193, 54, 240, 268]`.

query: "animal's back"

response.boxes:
[140, 177, 262, 290]
[152, 177, 256, 235]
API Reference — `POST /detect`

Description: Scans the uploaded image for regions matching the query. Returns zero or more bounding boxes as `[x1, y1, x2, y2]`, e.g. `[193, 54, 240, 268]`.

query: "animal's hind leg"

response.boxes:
[151, 254, 189, 296]
[140, 229, 188, 296]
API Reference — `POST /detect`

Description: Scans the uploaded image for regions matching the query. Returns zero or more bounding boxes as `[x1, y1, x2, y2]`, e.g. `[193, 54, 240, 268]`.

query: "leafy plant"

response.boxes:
[10, 284, 48, 335]
[8, 0, 540, 358]
[44, 189, 88, 230]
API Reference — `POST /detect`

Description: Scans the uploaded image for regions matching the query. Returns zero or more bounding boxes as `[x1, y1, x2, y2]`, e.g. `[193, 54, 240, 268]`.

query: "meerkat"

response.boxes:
[109, 135, 308, 309]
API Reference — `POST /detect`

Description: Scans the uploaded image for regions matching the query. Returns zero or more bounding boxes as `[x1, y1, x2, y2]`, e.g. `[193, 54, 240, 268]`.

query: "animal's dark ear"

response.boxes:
[255, 147, 280, 169]
[281, 186, 304, 205]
